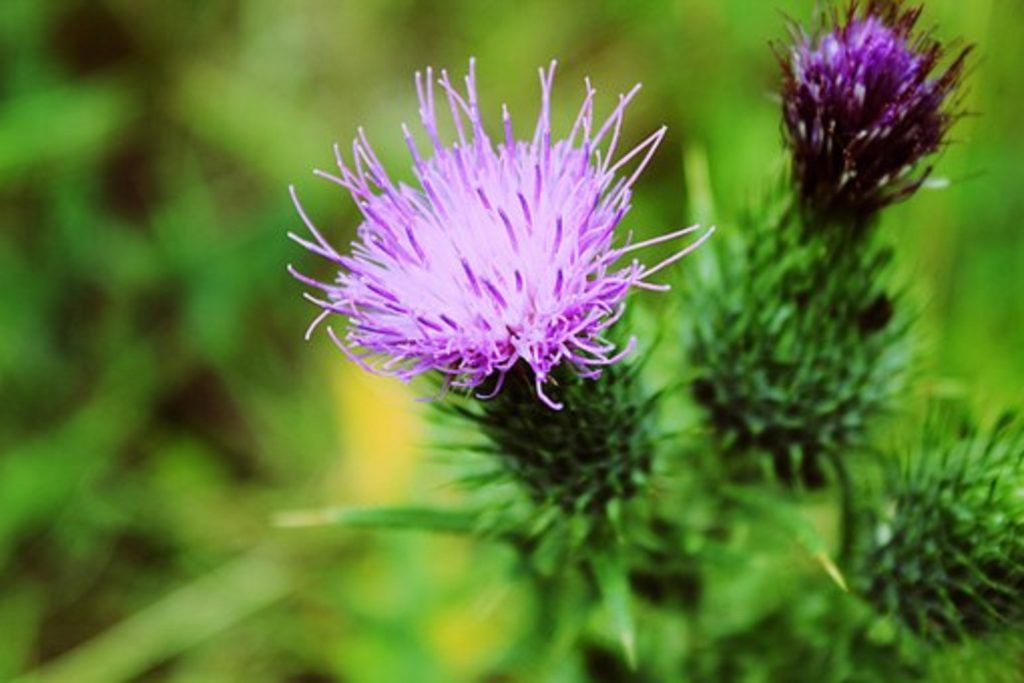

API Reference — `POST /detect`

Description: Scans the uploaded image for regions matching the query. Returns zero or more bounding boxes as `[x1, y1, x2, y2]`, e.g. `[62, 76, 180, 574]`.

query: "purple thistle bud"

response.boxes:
[289, 60, 711, 409]
[780, 0, 970, 220]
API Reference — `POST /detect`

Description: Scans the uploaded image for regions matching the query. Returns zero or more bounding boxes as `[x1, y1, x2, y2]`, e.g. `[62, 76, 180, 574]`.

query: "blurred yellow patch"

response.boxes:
[329, 361, 423, 504]
[427, 556, 522, 678]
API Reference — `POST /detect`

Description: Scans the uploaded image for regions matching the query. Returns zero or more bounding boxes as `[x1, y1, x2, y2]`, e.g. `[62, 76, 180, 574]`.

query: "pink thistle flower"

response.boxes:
[289, 60, 710, 409]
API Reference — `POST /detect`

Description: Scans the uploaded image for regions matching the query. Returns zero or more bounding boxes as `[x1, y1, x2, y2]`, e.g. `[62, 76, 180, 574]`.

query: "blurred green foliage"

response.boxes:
[1, 0, 1021, 681]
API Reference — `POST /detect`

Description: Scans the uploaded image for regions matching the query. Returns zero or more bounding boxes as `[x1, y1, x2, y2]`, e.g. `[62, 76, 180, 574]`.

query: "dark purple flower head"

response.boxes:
[780, 0, 970, 220]
[289, 60, 710, 409]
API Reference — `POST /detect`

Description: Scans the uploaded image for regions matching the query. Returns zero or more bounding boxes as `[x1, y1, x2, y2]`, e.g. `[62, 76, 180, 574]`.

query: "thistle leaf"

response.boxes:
[271, 505, 483, 535]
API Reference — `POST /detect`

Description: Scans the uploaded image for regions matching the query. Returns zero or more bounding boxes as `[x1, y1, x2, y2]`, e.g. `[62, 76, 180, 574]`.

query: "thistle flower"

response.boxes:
[779, 0, 970, 220]
[289, 60, 710, 409]
[864, 415, 1024, 642]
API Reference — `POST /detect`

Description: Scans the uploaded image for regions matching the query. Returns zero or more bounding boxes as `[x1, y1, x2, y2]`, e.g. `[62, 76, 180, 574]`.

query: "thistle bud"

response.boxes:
[864, 415, 1024, 642]
[779, 0, 970, 221]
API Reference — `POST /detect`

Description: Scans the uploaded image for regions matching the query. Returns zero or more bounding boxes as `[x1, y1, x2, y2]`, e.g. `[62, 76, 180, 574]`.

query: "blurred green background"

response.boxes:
[0, 0, 1020, 681]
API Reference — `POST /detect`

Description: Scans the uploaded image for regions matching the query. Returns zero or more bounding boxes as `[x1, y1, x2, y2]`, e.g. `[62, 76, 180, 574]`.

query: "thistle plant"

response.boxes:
[688, 0, 968, 487]
[288, 59, 711, 663]
[287, 55, 711, 532]
[863, 414, 1024, 643]
[281, 2, 1016, 678]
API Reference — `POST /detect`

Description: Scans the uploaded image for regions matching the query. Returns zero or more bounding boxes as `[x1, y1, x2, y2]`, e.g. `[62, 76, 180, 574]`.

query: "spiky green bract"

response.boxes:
[863, 414, 1024, 643]
[688, 207, 910, 487]
[445, 358, 657, 536]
